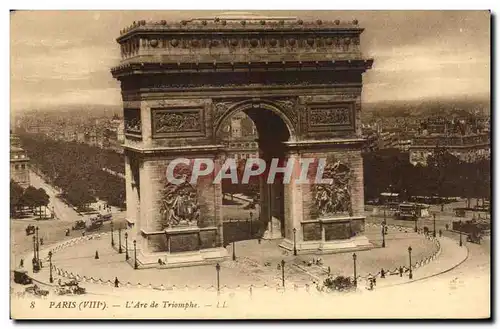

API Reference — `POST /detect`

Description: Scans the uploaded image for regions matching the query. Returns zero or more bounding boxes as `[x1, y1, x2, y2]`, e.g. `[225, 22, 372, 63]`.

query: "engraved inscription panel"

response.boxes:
[302, 222, 322, 241]
[324, 222, 352, 241]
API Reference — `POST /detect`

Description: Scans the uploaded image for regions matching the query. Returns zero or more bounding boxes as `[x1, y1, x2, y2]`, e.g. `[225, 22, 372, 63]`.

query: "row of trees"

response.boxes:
[363, 148, 490, 204]
[10, 180, 50, 218]
[18, 133, 126, 209]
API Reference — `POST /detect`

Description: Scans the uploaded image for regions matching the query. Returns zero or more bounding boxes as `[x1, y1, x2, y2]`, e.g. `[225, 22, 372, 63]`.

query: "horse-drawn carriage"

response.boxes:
[56, 279, 86, 295]
[25, 284, 49, 297]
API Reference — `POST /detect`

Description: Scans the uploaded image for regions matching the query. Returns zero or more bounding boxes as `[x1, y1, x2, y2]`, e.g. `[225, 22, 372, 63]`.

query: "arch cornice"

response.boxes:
[213, 97, 299, 141]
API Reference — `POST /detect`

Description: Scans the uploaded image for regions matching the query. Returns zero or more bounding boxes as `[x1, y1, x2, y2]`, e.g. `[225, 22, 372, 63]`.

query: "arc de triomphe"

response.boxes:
[111, 14, 374, 268]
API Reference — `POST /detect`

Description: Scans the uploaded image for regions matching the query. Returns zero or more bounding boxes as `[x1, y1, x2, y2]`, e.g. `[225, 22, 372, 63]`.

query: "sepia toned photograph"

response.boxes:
[9, 10, 491, 319]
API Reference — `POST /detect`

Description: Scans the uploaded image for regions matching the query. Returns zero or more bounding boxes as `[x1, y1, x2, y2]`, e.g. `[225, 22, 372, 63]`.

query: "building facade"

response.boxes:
[10, 134, 30, 187]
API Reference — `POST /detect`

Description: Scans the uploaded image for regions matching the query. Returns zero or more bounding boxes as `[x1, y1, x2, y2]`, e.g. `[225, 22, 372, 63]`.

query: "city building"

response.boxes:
[409, 114, 490, 166]
[10, 133, 30, 187]
[221, 112, 259, 161]
[409, 133, 490, 166]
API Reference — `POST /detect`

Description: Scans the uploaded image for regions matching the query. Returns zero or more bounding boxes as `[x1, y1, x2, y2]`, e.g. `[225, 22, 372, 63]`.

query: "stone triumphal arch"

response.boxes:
[111, 14, 373, 267]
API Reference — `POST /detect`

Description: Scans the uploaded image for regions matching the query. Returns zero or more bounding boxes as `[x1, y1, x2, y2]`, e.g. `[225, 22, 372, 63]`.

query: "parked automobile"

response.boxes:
[13, 269, 33, 285]
[25, 225, 35, 236]
[72, 220, 86, 230]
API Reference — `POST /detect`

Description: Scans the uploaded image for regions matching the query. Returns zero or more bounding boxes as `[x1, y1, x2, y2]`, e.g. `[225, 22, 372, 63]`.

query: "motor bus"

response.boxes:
[394, 203, 430, 220]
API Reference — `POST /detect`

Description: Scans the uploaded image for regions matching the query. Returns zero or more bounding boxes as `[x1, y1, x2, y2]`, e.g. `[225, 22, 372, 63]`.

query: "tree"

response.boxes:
[34, 188, 50, 218]
[21, 186, 39, 212]
[10, 180, 24, 217]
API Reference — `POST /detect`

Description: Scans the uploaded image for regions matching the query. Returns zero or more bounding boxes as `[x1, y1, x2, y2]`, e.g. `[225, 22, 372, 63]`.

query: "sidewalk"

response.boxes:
[372, 236, 468, 289]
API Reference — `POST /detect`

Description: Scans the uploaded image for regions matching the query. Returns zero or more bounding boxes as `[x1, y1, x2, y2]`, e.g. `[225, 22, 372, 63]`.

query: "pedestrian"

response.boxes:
[373, 277, 377, 286]
[114, 277, 119, 288]
[19, 259, 24, 268]
[380, 268, 385, 278]
[399, 266, 403, 277]
[95, 251, 99, 259]
[439, 229, 443, 237]
[65, 228, 70, 236]
[82, 231, 86, 237]
[385, 226, 388, 234]
[258, 238, 261, 245]
[328, 266, 331, 275]
[58, 278, 61, 286]
[445, 223, 449, 231]
[40, 238, 44, 246]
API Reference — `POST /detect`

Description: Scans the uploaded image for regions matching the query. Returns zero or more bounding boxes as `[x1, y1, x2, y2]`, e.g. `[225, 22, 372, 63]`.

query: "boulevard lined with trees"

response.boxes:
[18, 133, 126, 210]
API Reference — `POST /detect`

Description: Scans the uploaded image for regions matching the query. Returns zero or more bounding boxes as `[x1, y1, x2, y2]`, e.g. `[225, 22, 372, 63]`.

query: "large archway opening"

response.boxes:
[215, 102, 292, 243]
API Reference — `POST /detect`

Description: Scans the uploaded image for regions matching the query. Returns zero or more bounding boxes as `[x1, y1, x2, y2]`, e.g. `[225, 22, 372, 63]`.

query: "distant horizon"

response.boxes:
[11, 93, 491, 115]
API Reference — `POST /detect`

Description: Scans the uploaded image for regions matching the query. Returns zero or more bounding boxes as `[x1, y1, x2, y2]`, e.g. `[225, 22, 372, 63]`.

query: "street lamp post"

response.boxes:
[281, 260, 285, 288]
[352, 253, 357, 287]
[459, 220, 463, 246]
[32, 236, 39, 273]
[293, 228, 297, 256]
[32, 236, 36, 262]
[48, 250, 53, 283]
[249, 211, 253, 239]
[382, 224, 386, 248]
[118, 228, 123, 253]
[433, 213, 436, 237]
[232, 241, 236, 261]
[216, 263, 221, 293]
[414, 217, 418, 233]
[110, 221, 115, 247]
[408, 246, 413, 279]
[35, 226, 40, 261]
[133, 240, 138, 269]
[125, 232, 129, 261]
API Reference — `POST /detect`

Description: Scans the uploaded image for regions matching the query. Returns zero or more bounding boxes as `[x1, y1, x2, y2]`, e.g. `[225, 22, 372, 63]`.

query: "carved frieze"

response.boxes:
[151, 107, 205, 138]
[119, 33, 361, 60]
[124, 108, 142, 136]
[311, 159, 352, 218]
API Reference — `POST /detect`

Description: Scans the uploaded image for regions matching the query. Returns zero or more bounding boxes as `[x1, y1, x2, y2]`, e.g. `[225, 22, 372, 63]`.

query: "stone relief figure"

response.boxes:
[160, 167, 200, 228]
[125, 117, 142, 134]
[312, 160, 352, 216]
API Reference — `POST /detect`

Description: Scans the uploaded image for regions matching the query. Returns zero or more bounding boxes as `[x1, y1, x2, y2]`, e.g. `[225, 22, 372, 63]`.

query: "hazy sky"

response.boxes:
[10, 10, 490, 112]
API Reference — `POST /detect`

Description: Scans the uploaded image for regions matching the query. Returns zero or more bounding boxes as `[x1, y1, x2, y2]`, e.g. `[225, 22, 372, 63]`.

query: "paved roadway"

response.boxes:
[29, 171, 82, 223]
